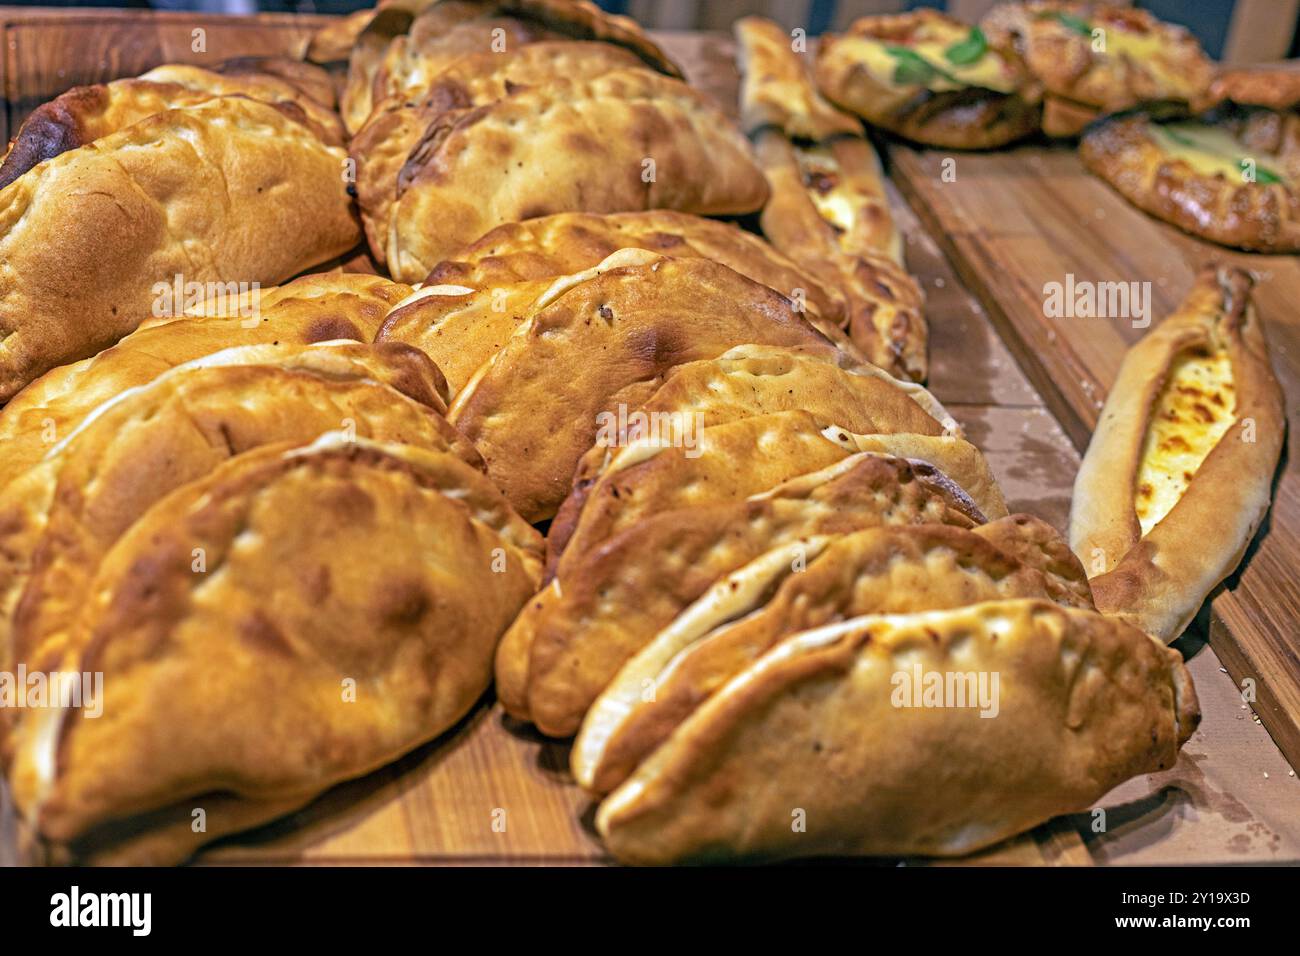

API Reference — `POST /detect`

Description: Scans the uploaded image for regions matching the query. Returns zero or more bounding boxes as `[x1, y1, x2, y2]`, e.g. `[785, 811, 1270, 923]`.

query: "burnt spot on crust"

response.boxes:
[0, 84, 108, 190]
[305, 315, 365, 343]
[374, 576, 431, 628]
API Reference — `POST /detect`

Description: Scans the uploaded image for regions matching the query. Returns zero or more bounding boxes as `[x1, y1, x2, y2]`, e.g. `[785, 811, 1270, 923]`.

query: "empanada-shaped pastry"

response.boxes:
[547, 409, 1002, 575]
[0, 96, 360, 401]
[0, 274, 416, 493]
[499, 451, 987, 735]
[421, 209, 848, 325]
[815, 10, 1041, 150]
[385, 68, 769, 280]
[981, 3, 1213, 137]
[1070, 265, 1283, 643]
[576, 516, 1093, 792]
[353, 42, 643, 262]
[342, 0, 679, 134]
[0, 60, 342, 190]
[446, 252, 836, 521]
[1081, 105, 1300, 253]
[0, 343, 473, 703]
[595, 598, 1198, 864]
[378, 213, 862, 392]
[544, 347, 953, 560]
[9, 435, 541, 863]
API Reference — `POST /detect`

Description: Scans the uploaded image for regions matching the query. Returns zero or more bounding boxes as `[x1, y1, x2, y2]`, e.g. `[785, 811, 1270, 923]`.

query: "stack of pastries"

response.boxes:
[0, 0, 1286, 866]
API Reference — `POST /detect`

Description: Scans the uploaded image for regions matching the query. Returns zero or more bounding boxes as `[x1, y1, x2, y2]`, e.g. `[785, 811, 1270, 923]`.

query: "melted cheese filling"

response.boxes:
[1134, 348, 1235, 536]
[1150, 123, 1288, 183]
[793, 144, 857, 235]
[839, 36, 1018, 94]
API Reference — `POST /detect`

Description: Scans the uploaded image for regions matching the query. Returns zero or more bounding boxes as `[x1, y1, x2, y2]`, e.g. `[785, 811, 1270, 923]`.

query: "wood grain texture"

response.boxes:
[0, 17, 1295, 867]
[890, 141, 1300, 779]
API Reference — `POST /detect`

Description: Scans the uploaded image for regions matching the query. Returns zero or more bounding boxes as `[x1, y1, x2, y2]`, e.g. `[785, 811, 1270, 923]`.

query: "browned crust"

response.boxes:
[596, 599, 1197, 864]
[387, 68, 769, 282]
[579, 518, 1094, 794]
[814, 10, 1041, 150]
[1080, 109, 1300, 253]
[981, 2, 1212, 135]
[734, 15, 861, 141]
[445, 256, 835, 522]
[752, 131, 927, 380]
[0, 97, 360, 402]
[1070, 265, 1285, 643]
[511, 451, 985, 735]
[11, 439, 540, 849]
[1202, 69, 1300, 112]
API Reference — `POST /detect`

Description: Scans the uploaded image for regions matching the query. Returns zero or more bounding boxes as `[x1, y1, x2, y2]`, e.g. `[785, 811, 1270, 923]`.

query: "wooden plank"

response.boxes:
[2, 9, 327, 133]
[890, 140, 1300, 777]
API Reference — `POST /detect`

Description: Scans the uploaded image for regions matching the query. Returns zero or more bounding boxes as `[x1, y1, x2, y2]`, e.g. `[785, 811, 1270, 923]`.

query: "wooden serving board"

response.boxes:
[0, 14, 1297, 866]
[891, 143, 1300, 778]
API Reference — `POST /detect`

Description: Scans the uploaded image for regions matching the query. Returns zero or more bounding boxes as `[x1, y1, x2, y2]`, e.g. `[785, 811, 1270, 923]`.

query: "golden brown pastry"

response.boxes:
[378, 212, 857, 390]
[734, 16, 926, 380]
[1081, 103, 1300, 253]
[0, 274, 416, 494]
[1071, 265, 1284, 643]
[0, 96, 360, 402]
[595, 598, 1197, 864]
[385, 68, 768, 281]
[497, 451, 988, 734]
[544, 344, 956, 567]
[352, 42, 643, 263]
[0, 59, 344, 190]
[340, 0, 679, 134]
[547, 408, 997, 579]
[0, 342, 474, 705]
[9, 435, 541, 865]
[815, 9, 1042, 150]
[982, 2, 1213, 137]
[575, 516, 1093, 793]
[444, 251, 837, 521]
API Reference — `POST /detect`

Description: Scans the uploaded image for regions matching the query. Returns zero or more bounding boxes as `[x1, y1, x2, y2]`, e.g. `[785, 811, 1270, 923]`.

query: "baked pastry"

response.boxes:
[815, 9, 1041, 150]
[9, 434, 542, 865]
[981, 3, 1213, 137]
[340, 0, 679, 134]
[0, 274, 415, 493]
[443, 250, 839, 521]
[351, 42, 643, 263]
[1200, 68, 1300, 113]
[1070, 265, 1284, 643]
[0, 94, 360, 401]
[734, 16, 926, 380]
[378, 211, 861, 390]
[545, 343, 956, 566]
[0, 58, 344, 190]
[595, 598, 1196, 863]
[497, 451, 990, 733]
[547, 406, 995, 575]
[575, 517, 1093, 793]
[1081, 101, 1300, 252]
[384, 67, 769, 281]
[0, 342, 474, 697]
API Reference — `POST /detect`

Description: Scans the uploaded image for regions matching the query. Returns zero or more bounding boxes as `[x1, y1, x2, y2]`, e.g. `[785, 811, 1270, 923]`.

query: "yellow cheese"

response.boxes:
[837, 35, 1018, 94]
[1149, 123, 1271, 180]
[1134, 347, 1235, 536]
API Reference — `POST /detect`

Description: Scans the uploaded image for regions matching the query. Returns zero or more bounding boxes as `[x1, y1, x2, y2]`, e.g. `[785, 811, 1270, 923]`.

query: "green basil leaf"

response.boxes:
[1253, 165, 1284, 185]
[944, 26, 987, 66]
[886, 46, 938, 85]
